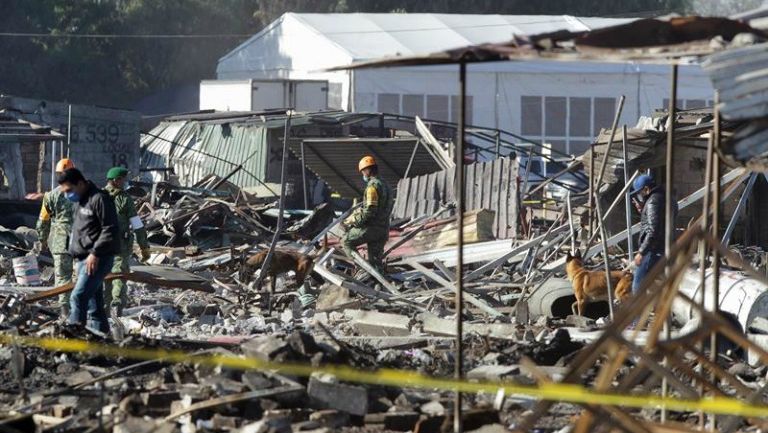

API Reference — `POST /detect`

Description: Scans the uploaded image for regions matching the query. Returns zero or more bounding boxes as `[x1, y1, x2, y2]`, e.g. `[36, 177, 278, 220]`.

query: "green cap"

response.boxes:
[106, 166, 129, 180]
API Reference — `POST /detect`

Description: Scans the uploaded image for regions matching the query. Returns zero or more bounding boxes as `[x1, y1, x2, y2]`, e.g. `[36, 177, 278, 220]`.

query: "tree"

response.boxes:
[0, 0, 694, 110]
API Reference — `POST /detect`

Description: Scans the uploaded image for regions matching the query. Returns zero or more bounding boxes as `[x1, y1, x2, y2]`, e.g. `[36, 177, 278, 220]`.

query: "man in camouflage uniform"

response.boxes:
[341, 156, 394, 273]
[103, 167, 150, 316]
[37, 158, 76, 316]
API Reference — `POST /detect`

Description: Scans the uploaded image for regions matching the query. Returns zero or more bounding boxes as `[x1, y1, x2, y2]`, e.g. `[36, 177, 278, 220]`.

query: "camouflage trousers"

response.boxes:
[54, 253, 74, 310]
[341, 225, 389, 273]
[103, 252, 130, 312]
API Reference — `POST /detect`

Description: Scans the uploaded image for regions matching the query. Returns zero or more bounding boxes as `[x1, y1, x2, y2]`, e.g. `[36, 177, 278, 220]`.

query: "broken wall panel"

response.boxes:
[393, 157, 518, 239]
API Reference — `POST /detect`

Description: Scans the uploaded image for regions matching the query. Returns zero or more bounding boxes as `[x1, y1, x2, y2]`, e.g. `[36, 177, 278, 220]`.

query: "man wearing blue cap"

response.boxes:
[630, 174, 676, 295]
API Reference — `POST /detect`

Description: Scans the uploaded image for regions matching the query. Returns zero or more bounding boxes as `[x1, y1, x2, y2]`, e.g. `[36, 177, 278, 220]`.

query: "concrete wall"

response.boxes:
[0, 96, 140, 190]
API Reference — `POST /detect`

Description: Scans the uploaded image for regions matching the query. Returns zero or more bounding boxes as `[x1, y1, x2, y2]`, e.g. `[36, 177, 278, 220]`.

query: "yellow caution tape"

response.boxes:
[2, 332, 768, 418]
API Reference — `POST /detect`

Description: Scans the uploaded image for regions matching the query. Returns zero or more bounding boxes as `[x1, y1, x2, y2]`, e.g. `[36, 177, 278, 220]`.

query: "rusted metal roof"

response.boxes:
[328, 16, 765, 70]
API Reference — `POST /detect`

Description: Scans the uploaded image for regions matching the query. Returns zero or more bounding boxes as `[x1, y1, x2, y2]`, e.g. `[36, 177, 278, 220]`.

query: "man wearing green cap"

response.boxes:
[103, 166, 150, 316]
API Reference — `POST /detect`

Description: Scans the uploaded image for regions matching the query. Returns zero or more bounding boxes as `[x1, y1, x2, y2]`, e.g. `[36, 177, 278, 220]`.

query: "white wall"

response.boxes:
[354, 61, 715, 155]
[217, 14, 353, 110]
[199, 80, 253, 111]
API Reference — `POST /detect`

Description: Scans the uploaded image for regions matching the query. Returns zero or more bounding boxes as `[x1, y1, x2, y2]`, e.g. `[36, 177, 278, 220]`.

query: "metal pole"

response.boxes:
[710, 91, 721, 432]
[521, 148, 534, 198]
[403, 139, 420, 179]
[300, 141, 309, 209]
[721, 173, 757, 247]
[697, 133, 714, 428]
[594, 193, 615, 321]
[622, 125, 634, 260]
[566, 191, 576, 252]
[588, 144, 595, 242]
[66, 104, 72, 158]
[495, 130, 501, 158]
[50, 141, 56, 191]
[662, 63, 678, 423]
[454, 61, 466, 433]
[250, 111, 292, 303]
[594, 95, 626, 191]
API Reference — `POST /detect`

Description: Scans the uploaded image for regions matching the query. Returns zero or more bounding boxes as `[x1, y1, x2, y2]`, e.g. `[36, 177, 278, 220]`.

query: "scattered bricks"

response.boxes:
[114, 417, 175, 433]
[565, 314, 595, 329]
[52, 404, 72, 418]
[316, 283, 351, 310]
[419, 400, 445, 417]
[346, 310, 412, 336]
[64, 370, 93, 387]
[211, 414, 239, 430]
[242, 371, 273, 391]
[307, 376, 368, 416]
[309, 409, 350, 428]
[243, 335, 290, 361]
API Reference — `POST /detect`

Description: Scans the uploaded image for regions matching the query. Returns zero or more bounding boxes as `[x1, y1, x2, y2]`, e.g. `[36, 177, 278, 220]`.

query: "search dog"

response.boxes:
[241, 249, 314, 293]
[565, 250, 633, 316]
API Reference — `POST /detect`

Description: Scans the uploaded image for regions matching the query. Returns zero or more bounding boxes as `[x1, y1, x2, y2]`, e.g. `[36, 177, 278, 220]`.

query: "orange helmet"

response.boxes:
[55, 158, 75, 172]
[358, 155, 376, 172]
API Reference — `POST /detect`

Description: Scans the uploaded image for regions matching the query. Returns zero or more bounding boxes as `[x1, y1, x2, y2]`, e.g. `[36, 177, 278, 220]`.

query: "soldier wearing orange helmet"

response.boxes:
[37, 158, 77, 317]
[341, 155, 394, 274]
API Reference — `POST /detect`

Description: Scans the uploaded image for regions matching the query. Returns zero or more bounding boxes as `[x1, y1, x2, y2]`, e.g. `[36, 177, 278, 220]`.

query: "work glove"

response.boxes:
[140, 247, 151, 262]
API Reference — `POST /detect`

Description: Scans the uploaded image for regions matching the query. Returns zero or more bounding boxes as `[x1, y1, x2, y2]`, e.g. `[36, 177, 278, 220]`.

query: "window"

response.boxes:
[451, 95, 473, 125]
[328, 83, 343, 109]
[376, 93, 472, 124]
[378, 93, 399, 114]
[545, 97, 567, 136]
[662, 98, 713, 111]
[569, 98, 591, 136]
[402, 94, 425, 117]
[520, 95, 615, 156]
[593, 97, 616, 135]
[427, 95, 450, 121]
[521, 96, 543, 136]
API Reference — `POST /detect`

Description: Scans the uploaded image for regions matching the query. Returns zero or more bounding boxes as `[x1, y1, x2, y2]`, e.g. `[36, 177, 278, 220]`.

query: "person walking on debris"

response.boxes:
[37, 158, 77, 318]
[58, 168, 118, 334]
[631, 174, 677, 294]
[341, 156, 394, 275]
[103, 167, 150, 316]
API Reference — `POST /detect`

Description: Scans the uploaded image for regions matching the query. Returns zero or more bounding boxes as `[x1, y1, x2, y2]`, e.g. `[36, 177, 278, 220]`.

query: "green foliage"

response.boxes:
[0, 0, 692, 110]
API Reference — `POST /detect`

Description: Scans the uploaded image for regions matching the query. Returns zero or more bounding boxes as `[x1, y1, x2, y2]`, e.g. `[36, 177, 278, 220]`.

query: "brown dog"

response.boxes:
[565, 250, 632, 316]
[241, 249, 314, 292]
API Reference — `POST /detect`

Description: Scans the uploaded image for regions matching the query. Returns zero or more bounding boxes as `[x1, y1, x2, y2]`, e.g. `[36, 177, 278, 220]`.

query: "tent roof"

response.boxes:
[221, 13, 634, 63]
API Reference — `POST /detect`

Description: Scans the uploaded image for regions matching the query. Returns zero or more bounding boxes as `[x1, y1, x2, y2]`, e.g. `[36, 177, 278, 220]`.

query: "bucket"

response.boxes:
[12, 255, 41, 286]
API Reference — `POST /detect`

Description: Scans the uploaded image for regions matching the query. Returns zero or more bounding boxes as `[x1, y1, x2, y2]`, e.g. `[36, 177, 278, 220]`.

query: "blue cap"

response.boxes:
[630, 174, 655, 195]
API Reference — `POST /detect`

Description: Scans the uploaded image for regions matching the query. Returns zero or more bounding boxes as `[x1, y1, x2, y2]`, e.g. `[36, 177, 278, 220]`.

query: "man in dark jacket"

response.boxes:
[630, 174, 677, 295]
[58, 168, 119, 334]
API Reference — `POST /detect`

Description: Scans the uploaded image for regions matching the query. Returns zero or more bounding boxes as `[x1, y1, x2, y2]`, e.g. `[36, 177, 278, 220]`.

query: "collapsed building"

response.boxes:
[1, 14, 768, 433]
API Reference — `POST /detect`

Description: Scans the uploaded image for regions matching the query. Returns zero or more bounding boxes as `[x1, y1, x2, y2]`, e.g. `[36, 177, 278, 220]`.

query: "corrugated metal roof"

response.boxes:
[702, 42, 768, 168]
[330, 16, 764, 70]
[141, 120, 267, 188]
[222, 13, 634, 63]
[0, 111, 64, 143]
[288, 137, 444, 199]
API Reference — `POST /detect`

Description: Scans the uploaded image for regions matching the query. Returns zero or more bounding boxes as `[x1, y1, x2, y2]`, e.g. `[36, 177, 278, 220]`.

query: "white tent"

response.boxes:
[216, 13, 716, 156]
